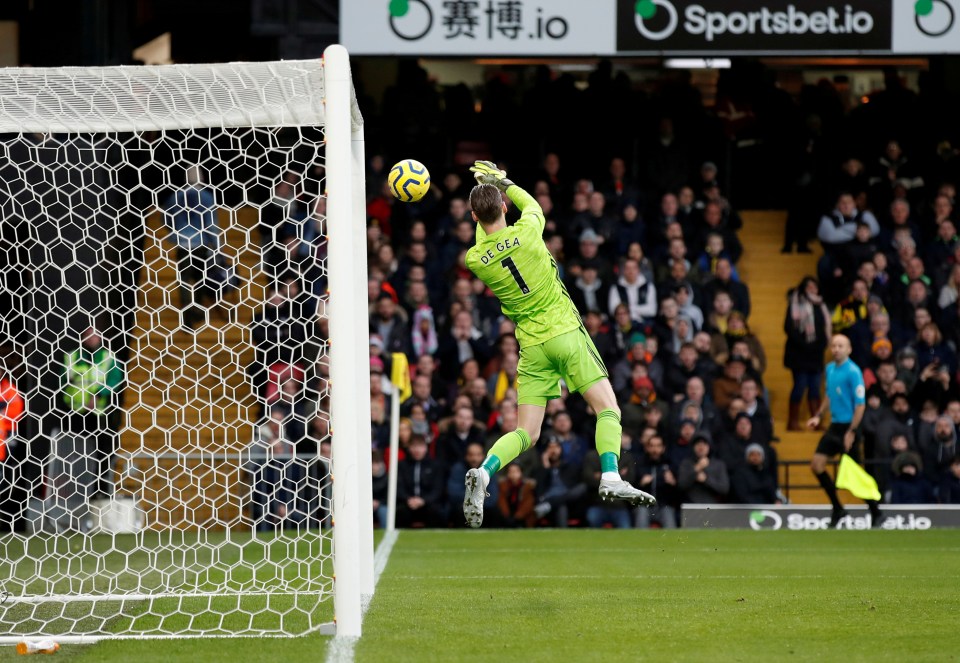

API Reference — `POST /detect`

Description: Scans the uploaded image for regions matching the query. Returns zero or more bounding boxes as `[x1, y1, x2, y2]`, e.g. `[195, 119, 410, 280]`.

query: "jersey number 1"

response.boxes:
[501, 257, 530, 294]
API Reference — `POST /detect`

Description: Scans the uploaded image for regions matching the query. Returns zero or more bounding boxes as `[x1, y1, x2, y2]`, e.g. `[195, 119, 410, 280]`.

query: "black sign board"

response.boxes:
[682, 504, 960, 530]
[617, 0, 893, 53]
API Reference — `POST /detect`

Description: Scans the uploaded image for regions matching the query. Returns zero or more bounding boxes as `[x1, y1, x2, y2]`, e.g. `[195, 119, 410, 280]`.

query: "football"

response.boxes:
[388, 158, 431, 202]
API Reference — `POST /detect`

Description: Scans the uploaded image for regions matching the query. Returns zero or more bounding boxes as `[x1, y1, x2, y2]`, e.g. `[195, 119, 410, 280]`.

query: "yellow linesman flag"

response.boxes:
[835, 453, 881, 501]
[390, 352, 412, 402]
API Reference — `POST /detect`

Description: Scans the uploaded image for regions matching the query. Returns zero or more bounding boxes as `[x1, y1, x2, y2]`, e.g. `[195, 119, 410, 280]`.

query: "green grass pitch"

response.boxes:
[2, 529, 958, 662]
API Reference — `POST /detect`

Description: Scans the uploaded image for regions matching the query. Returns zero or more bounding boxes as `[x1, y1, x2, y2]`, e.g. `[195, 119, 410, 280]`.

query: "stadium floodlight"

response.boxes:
[0, 45, 373, 642]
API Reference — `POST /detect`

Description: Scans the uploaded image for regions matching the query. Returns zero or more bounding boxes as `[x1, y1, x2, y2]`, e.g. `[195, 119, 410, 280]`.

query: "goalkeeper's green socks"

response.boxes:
[480, 428, 532, 483]
[596, 409, 622, 481]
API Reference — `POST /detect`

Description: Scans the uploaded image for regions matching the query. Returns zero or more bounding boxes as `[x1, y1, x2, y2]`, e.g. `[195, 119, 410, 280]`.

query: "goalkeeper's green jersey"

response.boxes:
[466, 184, 582, 348]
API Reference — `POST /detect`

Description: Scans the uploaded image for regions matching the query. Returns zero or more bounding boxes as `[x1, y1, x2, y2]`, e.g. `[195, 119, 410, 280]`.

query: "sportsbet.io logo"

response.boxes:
[623, 0, 884, 47]
[914, 0, 955, 36]
[634, 0, 679, 41]
[749, 509, 783, 530]
[389, 0, 434, 41]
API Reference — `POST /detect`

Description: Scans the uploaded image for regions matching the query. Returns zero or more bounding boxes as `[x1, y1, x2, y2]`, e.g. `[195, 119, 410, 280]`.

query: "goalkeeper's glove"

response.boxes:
[469, 160, 514, 192]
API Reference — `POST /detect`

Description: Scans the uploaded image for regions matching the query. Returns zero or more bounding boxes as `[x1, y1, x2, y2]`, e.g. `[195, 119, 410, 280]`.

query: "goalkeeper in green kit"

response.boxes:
[462, 161, 656, 528]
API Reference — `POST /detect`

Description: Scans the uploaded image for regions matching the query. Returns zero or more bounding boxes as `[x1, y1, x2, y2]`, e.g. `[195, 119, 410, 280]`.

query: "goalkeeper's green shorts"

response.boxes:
[516, 327, 609, 406]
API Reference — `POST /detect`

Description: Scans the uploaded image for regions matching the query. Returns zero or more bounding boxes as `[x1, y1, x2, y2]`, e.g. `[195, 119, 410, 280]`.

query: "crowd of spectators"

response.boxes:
[244, 61, 960, 528]
[785, 152, 960, 505]
[355, 150, 780, 529]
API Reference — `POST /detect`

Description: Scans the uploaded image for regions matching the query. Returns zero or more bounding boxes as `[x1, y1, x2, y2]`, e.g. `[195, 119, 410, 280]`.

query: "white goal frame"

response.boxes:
[0, 44, 373, 640]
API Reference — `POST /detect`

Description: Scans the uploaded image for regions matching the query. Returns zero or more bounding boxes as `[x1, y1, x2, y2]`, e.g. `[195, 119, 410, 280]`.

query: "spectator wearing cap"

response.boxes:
[696, 161, 719, 200]
[611, 334, 649, 401]
[865, 337, 894, 375]
[730, 443, 779, 504]
[571, 228, 613, 281]
[621, 372, 668, 439]
[608, 258, 657, 324]
[897, 346, 920, 393]
[678, 432, 729, 504]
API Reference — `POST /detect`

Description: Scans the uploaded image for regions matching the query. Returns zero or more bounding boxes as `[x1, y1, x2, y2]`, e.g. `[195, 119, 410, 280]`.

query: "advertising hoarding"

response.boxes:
[342, 0, 960, 55]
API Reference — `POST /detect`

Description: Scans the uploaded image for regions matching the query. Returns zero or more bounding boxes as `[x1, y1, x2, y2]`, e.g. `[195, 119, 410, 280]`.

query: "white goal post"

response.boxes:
[0, 45, 373, 641]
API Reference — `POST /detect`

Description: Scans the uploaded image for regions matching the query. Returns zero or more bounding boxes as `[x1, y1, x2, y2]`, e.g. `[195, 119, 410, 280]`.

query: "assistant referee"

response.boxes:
[807, 334, 882, 527]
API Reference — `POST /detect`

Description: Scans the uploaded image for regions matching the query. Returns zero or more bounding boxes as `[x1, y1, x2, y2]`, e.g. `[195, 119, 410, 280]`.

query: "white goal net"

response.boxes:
[0, 47, 372, 642]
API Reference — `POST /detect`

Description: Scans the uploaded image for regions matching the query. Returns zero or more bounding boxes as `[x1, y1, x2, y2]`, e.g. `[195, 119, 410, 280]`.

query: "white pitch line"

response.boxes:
[325, 529, 399, 663]
[390, 574, 948, 581]
[395, 547, 960, 554]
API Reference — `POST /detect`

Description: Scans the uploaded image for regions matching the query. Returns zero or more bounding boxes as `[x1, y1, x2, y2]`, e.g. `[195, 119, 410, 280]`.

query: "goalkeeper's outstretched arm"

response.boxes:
[505, 184, 544, 234]
[470, 160, 543, 233]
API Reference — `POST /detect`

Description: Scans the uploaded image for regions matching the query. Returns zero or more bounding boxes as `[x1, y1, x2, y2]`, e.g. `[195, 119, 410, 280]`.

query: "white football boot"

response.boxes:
[599, 479, 657, 507]
[463, 468, 489, 528]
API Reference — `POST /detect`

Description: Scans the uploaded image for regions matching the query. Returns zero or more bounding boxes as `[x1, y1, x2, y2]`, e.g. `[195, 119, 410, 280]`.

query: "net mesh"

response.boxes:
[0, 61, 335, 639]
